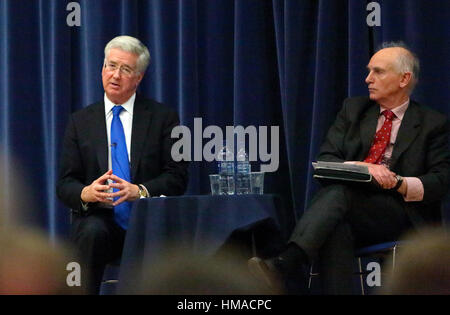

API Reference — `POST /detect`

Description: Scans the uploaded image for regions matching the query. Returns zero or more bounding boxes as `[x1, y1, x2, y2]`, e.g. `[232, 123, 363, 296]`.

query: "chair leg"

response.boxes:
[358, 257, 365, 295]
[308, 263, 321, 290]
[308, 264, 313, 289]
[392, 245, 397, 272]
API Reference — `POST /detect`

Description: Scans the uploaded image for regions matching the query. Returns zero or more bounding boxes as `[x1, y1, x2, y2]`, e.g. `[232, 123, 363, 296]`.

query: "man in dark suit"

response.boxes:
[248, 42, 449, 294]
[57, 36, 188, 294]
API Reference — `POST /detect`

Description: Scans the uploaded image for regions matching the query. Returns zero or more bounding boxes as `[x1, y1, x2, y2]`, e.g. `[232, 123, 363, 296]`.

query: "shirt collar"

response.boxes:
[104, 93, 136, 116]
[379, 98, 409, 121]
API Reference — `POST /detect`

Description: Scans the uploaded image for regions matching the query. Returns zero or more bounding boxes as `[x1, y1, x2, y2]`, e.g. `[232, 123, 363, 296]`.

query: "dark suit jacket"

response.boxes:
[57, 95, 189, 213]
[317, 96, 450, 226]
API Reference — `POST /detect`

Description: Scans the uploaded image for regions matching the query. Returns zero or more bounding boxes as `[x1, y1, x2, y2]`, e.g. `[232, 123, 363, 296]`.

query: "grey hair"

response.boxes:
[378, 41, 420, 93]
[104, 35, 151, 74]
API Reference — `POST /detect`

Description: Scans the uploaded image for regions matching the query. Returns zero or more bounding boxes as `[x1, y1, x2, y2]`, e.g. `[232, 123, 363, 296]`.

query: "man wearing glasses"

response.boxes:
[57, 36, 188, 294]
[248, 42, 449, 294]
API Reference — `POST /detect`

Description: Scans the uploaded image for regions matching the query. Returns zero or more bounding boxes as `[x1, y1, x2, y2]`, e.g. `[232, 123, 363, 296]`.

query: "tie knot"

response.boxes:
[382, 110, 395, 121]
[112, 105, 124, 117]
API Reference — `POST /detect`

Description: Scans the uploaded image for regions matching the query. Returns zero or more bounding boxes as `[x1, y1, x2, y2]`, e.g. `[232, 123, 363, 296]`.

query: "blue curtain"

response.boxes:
[0, 0, 448, 241]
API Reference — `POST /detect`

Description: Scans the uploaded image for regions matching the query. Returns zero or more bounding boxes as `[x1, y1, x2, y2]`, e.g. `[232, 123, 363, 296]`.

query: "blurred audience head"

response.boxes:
[0, 227, 78, 294]
[131, 245, 276, 295]
[0, 155, 79, 294]
[382, 227, 450, 295]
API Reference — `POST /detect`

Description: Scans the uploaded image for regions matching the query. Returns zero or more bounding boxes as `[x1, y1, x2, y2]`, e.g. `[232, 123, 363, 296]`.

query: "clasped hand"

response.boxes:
[354, 162, 397, 189]
[81, 170, 140, 205]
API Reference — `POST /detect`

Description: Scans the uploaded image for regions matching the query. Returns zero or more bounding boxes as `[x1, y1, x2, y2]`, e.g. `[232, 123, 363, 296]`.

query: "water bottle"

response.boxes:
[217, 145, 235, 195]
[236, 147, 251, 194]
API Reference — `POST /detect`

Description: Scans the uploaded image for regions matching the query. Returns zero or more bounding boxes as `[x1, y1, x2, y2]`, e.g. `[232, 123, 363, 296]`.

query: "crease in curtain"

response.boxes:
[38, 0, 57, 242]
[0, 0, 11, 227]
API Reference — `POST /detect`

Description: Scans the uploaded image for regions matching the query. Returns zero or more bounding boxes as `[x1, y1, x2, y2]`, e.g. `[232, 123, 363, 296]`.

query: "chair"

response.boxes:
[308, 241, 401, 295]
[355, 241, 399, 295]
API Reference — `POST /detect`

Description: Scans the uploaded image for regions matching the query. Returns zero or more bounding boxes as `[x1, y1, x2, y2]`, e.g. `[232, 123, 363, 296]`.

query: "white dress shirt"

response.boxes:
[104, 93, 135, 170]
[103, 93, 149, 198]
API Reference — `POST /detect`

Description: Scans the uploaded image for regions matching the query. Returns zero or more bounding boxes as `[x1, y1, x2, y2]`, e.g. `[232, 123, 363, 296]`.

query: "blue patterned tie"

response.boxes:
[111, 105, 131, 229]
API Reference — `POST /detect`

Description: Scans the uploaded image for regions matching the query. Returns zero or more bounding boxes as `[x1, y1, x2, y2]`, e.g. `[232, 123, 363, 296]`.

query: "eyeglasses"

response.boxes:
[104, 62, 137, 77]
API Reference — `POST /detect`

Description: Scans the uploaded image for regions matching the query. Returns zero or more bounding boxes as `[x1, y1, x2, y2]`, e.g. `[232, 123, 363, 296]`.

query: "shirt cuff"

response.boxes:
[402, 177, 424, 202]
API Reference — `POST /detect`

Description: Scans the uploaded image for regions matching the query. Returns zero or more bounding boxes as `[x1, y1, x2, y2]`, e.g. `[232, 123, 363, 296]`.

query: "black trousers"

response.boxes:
[289, 184, 412, 294]
[71, 209, 126, 295]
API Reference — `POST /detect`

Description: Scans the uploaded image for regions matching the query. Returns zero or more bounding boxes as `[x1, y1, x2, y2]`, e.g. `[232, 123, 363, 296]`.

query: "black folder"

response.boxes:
[312, 161, 372, 183]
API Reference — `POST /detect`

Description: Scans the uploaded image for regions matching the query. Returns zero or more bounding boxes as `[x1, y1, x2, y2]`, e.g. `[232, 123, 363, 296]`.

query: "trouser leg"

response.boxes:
[71, 211, 125, 295]
[288, 184, 412, 294]
[317, 222, 355, 294]
[289, 184, 352, 261]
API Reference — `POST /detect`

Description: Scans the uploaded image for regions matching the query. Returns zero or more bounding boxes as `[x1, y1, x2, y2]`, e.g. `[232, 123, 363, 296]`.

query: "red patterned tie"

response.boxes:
[364, 110, 395, 164]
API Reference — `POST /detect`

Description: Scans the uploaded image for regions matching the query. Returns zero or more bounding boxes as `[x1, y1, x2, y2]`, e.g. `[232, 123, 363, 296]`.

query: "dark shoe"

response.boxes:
[247, 257, 285, 294]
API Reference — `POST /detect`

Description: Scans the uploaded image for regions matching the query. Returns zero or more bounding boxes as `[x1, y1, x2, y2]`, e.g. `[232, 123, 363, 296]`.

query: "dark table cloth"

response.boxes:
[117, 194, 291, 293]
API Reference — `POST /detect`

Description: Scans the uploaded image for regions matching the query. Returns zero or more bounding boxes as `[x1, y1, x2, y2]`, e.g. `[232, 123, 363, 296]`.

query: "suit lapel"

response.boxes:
[390, 102, 421, 169]
[89, 101, 108, 173]
[360, 104, 379, 159]
[131, 97, 153, 180]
